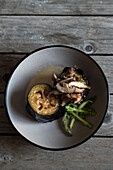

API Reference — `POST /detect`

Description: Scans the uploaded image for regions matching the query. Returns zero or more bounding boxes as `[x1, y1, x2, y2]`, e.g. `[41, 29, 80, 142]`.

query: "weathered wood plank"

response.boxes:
[0, 54, 113, 93]
[0, 136, 113, 170]
[92, 55, 113, 93]
[97, 95, 113, 136]
[0, 0, 113, 15]
[1, 93, 113, 136]
[0, 94, 16, 134]
[0, 54, 25, 92]
[0, 16, 113, 54]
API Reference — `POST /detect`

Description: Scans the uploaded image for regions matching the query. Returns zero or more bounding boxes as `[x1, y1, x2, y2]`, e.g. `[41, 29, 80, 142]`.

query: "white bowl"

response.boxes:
[5, 45, 109, 150]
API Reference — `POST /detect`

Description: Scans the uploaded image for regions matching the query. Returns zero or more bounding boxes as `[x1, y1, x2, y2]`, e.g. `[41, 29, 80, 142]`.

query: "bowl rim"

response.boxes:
[5, 45, 109, 151]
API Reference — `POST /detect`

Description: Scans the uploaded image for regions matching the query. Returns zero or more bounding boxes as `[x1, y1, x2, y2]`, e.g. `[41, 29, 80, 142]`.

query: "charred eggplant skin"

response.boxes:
[26, 102, 63, 123]
[26, 83, 62, 123]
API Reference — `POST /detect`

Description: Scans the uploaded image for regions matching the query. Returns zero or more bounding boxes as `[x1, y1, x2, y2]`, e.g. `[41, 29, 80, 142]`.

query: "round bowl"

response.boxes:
[5, 45, 109, 150]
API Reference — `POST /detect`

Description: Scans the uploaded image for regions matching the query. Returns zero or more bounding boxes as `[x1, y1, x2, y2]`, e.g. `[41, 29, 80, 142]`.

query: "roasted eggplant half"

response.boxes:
[52, 65, 91, 106]
[26, 84, 61, 122]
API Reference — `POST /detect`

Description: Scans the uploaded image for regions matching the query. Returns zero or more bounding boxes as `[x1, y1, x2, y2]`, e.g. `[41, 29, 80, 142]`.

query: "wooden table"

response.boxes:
[0, 1, 113, 169]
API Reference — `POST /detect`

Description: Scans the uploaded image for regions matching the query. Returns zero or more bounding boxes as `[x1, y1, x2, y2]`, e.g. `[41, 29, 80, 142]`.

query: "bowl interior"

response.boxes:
[6, 46, 108, 150]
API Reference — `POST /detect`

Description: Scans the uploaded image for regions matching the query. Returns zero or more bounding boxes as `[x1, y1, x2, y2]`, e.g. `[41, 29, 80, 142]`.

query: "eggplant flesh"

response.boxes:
[26, 84, 61, 122]
[26, 102, 63, 123]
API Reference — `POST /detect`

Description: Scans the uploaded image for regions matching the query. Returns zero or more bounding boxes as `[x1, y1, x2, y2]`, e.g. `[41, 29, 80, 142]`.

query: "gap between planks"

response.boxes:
[1, 14, 113, 17]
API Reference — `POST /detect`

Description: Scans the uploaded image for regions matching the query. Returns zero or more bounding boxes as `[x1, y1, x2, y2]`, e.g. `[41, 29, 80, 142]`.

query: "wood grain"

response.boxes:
[0, 0, 113, 15]
[1, 16, 113, 54]
[0, 54, 24, 92]
[1, 93, 113, 136]
[0, 136, 113, 169]
[0, 94, 16, 134]
[0, 54, 113, 93]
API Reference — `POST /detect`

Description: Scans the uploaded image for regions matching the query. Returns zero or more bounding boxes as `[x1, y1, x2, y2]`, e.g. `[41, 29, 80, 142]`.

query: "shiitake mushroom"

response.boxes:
[26, 84, 63, 122]
[52, 66, 91, 106]
[56, 66, 90, 98]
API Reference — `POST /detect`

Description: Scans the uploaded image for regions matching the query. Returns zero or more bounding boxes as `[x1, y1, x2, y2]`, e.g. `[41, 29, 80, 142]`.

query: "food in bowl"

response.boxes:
[52, 65, 91, 106]
[26, 65, 96, 135]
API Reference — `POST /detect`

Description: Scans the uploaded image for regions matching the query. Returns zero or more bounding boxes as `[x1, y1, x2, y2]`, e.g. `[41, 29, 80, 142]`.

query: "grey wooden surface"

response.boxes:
[1, 16, 113, 54]
[1, 0, 113, 15]
[0, 1, 113, 170]
[0, 137, 113, 170]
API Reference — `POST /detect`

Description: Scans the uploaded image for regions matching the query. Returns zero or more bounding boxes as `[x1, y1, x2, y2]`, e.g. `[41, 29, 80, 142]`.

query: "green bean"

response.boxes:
[64, 112, 72, 135]
[70, 117, 75, 129]
[70, 111, 93, 129]
[66, 106, 95, 115]
[78, 100, 93, 110]
[82, 108, 96, 116]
